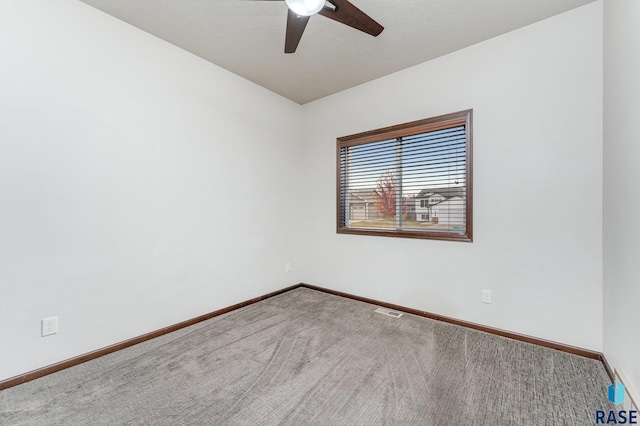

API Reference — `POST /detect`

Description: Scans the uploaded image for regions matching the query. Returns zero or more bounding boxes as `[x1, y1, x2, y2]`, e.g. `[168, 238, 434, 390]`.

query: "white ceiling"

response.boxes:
[79, 0, 595, 104]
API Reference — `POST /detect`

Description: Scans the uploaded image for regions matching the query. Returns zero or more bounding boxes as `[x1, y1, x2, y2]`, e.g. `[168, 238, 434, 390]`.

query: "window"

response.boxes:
[337, 109, 472, 242]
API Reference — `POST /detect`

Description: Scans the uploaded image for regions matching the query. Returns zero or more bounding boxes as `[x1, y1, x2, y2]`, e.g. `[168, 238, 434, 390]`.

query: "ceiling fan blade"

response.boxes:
[285, 9, 310, 53]
[318, 0, 383, 37]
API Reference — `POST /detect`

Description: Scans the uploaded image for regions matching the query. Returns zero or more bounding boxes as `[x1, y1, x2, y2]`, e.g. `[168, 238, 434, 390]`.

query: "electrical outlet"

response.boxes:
[42, 316, 58, 336]
[285, 262, 291, 272]
[482, 290, 492, 304]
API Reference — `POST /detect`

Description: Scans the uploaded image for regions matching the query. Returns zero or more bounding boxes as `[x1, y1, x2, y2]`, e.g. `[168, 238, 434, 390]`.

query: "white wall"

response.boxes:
[0, 0, 303, 381]
[0, 0, 612, 384]
[300, 3, 604, 351]
[603, 0, 640, 402]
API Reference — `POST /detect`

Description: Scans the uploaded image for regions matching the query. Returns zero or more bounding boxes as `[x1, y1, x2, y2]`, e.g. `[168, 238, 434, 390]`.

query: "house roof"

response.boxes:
[352, 187, 464, 203]
[416, 187, 465, 199]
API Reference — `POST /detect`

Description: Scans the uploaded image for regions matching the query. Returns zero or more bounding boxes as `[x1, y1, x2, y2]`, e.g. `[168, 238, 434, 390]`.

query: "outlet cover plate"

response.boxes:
[42, 316, 58, 336]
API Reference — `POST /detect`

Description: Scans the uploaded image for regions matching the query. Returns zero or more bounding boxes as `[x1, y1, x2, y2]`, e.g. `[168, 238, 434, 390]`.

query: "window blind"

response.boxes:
[337, 110, 472, 241]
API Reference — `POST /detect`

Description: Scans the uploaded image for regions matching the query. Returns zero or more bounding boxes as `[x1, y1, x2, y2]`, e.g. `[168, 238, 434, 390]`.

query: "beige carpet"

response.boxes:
[0, 287, 612, 425]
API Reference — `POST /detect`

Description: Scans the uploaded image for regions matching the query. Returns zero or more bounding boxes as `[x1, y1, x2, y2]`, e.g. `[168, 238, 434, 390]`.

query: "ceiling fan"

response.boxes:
[260, 0, 384, 54]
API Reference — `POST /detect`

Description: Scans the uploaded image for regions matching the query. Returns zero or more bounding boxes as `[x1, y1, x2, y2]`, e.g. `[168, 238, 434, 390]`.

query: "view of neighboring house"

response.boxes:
[415, 188, 466, 225]
[350, 189, 416, 221]
[349, 188, 461, 224]
[404, 194, 416, 221]
[430, 196, 465, 226]
[349, 189, 381, 221]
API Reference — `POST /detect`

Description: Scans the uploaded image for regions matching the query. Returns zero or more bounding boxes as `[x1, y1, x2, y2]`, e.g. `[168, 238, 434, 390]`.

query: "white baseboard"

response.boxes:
[615, 368, 639, 411]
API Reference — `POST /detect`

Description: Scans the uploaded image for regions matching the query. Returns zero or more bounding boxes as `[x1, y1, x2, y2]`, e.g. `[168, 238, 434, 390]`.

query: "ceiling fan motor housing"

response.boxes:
[285, 0, 325, 16]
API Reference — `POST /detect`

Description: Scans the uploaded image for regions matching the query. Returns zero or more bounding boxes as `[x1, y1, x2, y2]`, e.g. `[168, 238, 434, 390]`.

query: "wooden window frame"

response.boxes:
[336, 109, 473, 242]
